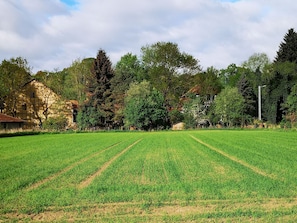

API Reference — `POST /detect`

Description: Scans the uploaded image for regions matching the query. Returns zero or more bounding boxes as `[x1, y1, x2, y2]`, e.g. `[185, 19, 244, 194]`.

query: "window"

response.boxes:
[73, 109, 78, 123]
[22, 103, 27, 110]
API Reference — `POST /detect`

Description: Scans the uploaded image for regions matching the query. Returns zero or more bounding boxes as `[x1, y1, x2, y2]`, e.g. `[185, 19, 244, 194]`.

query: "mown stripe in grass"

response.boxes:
[189, 135, 276, 180]
[78, 139, 143, 189]
[27, 142, 122, 191]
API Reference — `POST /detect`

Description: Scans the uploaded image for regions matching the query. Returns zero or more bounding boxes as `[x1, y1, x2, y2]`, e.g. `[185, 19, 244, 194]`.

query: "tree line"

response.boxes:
[1, 28, 297, 130]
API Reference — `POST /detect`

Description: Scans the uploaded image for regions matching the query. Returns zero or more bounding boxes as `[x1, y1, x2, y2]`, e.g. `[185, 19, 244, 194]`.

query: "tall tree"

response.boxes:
[78, 50, 114, 129]
[242, 53, 270, 73]
[263, 62, 297, 123]
[63, 58, 93, 102]
[141, 42, 201, 109]
[0, 57, 31, 115]
[263, 28, 297, 123]
[283, 84, 297, 125]
[237, 74, 257, 122]
[110, 53, 144, 126]
[275, 28, 297, 63]
[214, 87, 245, 127]
[218, 64, 242, 87]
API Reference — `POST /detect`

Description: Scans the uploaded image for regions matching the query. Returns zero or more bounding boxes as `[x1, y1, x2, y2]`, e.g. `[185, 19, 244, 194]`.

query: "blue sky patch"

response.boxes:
[220, 0, 240, 2]
[61, 0, 77, 7]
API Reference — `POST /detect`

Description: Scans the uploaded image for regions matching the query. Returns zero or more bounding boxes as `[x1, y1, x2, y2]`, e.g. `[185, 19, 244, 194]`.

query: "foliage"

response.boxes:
[242, 53, 270, 73]
[282, 84, 297, 126]
[284, 84, 297, 113]
[63, 58, 93, 102]
[111, 53, 145, 127]
[34, 58, 93, 102]
[182, 94, 208, 128]
[124, 81, 167, 130]
[79, 50, 114, 129]
[168, 109, 184, 125]
[42, 116, 68, 131]
[2, 28, 297, 129]
[260, 28, 297, 123]
[77, 106, 102, 130]
[218, 64, 242, 87]
[141, 42, 201, 109]
[214, 87, 245, 126]
[237, 74, 257, 122]
[0, 57, 32, 116]
[263, 62, 297, 123]
[193, 67, 222, 95]
[275, 28, 297, 63]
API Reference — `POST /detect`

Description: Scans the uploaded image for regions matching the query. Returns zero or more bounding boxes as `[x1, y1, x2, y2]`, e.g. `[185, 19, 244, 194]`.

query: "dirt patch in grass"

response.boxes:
[3, 198, 297, 222]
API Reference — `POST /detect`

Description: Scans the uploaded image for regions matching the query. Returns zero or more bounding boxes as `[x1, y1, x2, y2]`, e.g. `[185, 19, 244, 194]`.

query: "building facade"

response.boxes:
[3, 80, 77, 129]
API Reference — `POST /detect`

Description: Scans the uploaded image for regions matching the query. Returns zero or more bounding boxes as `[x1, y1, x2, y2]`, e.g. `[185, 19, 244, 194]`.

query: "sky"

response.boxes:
[0, 0, 296, 73]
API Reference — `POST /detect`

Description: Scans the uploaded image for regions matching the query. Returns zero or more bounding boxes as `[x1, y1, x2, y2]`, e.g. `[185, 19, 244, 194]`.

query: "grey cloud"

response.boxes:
[0, 0, 297, 72]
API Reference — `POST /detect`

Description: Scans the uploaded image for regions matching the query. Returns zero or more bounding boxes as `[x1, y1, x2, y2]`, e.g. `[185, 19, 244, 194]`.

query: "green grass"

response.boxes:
[1, 130, 297, 222]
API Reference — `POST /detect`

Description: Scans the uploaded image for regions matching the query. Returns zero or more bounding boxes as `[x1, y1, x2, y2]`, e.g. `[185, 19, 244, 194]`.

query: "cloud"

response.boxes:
[0, 0, 296, 73]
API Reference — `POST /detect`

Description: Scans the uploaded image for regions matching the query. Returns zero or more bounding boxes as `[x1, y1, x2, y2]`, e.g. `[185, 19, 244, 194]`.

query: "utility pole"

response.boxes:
[258, 85, 266, 121]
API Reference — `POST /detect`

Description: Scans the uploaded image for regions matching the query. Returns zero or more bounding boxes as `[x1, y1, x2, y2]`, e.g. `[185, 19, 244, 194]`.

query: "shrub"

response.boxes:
[43, 116, 68, 131]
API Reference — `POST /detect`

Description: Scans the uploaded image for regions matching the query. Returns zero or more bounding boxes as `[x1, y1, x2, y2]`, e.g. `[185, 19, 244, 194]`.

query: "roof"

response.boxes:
[0, 113, 25, 123]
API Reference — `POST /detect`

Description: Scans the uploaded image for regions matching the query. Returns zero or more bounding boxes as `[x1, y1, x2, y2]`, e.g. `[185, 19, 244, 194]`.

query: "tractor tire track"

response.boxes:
[27, 142, 122, 191]
[78, 139, 142, 189]
[189, 135, 276, 179]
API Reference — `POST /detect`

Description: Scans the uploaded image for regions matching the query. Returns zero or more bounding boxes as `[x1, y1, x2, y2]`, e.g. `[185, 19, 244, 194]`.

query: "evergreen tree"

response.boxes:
[263, 28, 297, 123]
[275, 28, 297, 63]
[78, 50, 114, 129]
[237, 74, 257, 123]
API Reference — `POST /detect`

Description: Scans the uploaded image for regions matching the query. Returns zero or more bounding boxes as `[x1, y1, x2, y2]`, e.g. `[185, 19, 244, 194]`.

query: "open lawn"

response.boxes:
[1, 130, 297, 222]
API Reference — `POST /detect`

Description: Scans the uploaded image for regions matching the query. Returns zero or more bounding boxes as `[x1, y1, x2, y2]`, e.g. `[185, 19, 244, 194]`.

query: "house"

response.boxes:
[3, 80, 77, 129]
[0, 113, 25, 131]
[179, 84, 219, 128]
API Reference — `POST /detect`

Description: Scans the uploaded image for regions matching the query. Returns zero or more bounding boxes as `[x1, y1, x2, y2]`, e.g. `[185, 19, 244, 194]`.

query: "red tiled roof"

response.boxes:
[0, 113, 25, 123]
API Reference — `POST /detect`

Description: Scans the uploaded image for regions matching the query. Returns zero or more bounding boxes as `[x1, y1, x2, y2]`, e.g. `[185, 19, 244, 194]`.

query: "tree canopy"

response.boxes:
[214, 87, 245, 127]
[2, 28, 297, 130]
[141, 42, 201, 109]
[275, 28, 297, 63]
[78, 50, 114, 129]
[124, 81, 167, 130]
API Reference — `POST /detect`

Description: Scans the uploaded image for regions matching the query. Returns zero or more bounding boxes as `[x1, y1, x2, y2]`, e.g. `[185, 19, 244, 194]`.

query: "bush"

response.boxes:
[280, 119, 292, 129]
[42, 116, 68, 131]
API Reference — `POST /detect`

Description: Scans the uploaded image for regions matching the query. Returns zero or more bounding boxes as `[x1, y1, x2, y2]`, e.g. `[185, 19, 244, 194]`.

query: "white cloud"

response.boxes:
[0, 0, 296, 73]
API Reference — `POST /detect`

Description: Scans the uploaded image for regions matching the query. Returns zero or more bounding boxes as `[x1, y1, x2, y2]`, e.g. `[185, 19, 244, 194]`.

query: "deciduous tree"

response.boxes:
[124, 81, 167, 130]
[0, 57, 31, 116]
[214, 87, 245, 127]
[111, 53, 144, 127]
[141, 42, 201, 109]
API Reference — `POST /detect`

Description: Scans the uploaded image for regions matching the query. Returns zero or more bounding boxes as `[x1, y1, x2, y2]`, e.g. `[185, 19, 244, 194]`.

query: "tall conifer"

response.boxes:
[78, 50, 114, 129]
[275, 28, 297, 63]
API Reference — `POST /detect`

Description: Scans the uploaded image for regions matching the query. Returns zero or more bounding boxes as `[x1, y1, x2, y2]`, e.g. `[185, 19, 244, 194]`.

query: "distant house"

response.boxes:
[3, 79, 78, 129]
[0, 113, 24, 131]
[180, 84, 220, 128]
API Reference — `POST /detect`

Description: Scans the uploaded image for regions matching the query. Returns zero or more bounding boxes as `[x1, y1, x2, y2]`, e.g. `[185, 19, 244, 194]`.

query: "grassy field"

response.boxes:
[1, 130, 297, 222]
